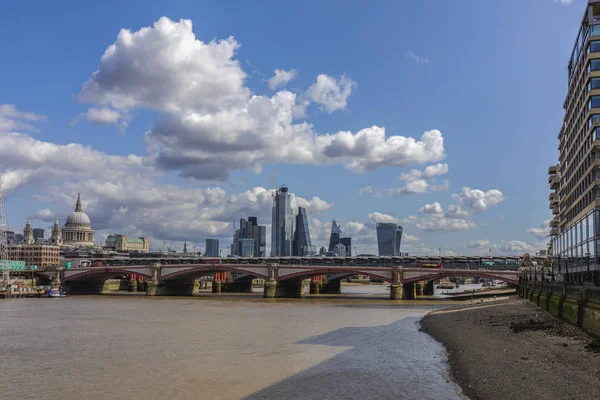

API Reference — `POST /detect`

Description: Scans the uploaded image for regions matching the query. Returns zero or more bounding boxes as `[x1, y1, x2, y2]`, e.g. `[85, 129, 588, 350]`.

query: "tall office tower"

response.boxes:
[32, 228, 45, 241]
[231, 217, 267, 257]
[271, 187, 295, 256]
[205, 238, 219, 257]
[328, 220, 341, 252]
[293, 207, 315, 256]
[376, 223, 403, 256]
[549, 0, 600, 283]
[340, 237, 352, 257]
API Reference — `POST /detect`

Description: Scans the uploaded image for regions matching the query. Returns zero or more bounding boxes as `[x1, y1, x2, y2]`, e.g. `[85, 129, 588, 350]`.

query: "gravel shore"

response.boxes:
[421, 298, 600, 400]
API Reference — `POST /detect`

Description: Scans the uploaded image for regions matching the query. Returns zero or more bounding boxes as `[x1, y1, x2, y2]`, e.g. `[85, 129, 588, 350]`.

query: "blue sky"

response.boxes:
[0, 0, 585, 255]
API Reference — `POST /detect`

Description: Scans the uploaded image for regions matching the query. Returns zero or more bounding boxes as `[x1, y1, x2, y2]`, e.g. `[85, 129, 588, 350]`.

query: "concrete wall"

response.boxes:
[521, 281, 600, 340]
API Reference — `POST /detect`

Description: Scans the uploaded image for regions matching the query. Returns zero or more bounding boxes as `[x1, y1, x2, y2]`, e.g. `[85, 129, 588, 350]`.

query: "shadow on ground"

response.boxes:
[243, 317, 465, 400]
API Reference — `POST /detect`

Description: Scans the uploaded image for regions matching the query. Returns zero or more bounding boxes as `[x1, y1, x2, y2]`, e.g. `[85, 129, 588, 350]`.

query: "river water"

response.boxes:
[0, 293, 466, 400]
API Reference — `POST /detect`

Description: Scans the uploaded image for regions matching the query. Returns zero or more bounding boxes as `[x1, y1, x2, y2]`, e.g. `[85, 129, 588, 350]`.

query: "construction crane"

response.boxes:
[0, 176, 10, 290]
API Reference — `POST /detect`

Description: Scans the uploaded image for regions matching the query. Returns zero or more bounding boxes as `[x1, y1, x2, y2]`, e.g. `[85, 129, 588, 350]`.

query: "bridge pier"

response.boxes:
[416, 282, 424, 297]
[424, 281, 435, 296]
[274, 280, 305, 298]
[321, 279, 341, 294]
[225, 277, 254, 293]
[403, 282, 417, 300]
[212, 281, 222, 293]
[64, 279, 113, 295]
[309, 280, 322, 294]
[128, 279, 138, 292]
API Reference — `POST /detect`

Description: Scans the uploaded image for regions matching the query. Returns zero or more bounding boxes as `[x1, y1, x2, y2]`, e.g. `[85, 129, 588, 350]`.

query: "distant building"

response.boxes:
[271, 187, 295, 256]
[5, 231, 15, 244]
[331, 243, 346, 257]
[328, 220, 341, 252]
[340, 237, 352, 257]
[205, 239, 219, 257]
[8, 243, 60, 267]
[49, 218, 63, 246]
[104, 234, 150, 253]
[319, 246, 327, 255]
[62, 193, 95, 247]
[293, 207, 316, 256]
[232, 217, 266, 257]
[23, 219, 34, 245]
[376, 222, 403, 256]
[33, 228, 45, 241]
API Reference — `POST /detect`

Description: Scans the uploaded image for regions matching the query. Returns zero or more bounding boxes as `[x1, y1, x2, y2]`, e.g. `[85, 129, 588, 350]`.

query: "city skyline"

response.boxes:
[0, 0, 581, 256]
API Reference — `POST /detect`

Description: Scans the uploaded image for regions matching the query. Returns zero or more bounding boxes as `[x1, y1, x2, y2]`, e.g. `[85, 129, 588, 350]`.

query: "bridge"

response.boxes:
[41, 262, 520, 300]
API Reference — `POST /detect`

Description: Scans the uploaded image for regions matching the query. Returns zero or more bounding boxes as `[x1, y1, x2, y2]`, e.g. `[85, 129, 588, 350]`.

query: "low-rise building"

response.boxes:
[8, 243, 60, 267]
[103, 234, 150, 253]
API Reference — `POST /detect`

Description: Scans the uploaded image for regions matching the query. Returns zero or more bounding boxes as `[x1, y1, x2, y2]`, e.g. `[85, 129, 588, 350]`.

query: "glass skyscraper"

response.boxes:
[231, 216, 266, 257]
[328, 220, 341, 252]
[340, 237, 351, 257]
[376, 223, 403, 256]
[293, 207, 315, 256]
[271, 187, 295, 256]
[205, 238, 219, 257]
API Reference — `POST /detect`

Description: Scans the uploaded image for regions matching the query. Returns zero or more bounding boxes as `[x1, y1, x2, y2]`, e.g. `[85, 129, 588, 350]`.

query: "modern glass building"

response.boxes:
[549, 0, 600, 284]
[205, 238, 219, 257]
[293, 207, 315, 256]
[328, 220, 341, 252]
[32, 228, 45, 240]
[376, 223, 403, 256]
[271, 187, 295, 256]
[231, 217, 266, 257]
[340, 237, 352, 257]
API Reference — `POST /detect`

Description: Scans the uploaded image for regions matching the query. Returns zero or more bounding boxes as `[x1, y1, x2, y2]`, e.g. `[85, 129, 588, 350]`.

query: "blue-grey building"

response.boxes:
[328, 220, 341, 252]
[232, 216, 266, 257]
[293, 207, 315, 256]
[376, 223, 403, 256]
[205, 238, 219, 257]
[271, 187, 295, 256]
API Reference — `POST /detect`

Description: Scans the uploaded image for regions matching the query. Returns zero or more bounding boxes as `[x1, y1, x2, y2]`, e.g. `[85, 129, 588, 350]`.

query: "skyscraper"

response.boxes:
[271, 187, 295, 256]
[205, 238, 219, 257]
[328, 220, 341, 252]
[32, 228, 45, 241]
[340, 237, 352, 257]
[231, 217, 266, 257]
[549, 0, 600, 282]
[293, 207, 315, 256]
[376, 223, 403, 256]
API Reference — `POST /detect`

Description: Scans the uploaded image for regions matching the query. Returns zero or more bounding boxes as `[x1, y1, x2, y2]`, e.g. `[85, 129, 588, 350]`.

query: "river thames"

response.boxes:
[0, 288, 467, 399]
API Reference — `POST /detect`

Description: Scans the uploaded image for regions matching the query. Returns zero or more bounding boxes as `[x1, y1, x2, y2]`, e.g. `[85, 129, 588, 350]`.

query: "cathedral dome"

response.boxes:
[65, 211, 91, 226]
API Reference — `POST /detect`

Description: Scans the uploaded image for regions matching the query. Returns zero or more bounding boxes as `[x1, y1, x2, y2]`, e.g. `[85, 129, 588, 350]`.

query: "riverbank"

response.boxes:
[421, 298, 600, 400]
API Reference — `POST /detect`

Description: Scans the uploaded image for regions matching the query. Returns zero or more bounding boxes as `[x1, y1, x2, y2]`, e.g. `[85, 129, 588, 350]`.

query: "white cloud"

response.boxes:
[358, 186, 373, 196]
[416, 216, 476, 232]
[268, 68, 297, 90]
[465, 239, 491, 249]
[72, 107, 128, 130]
[444, 204, 469, 219]
[384, 180, 429, 196]
[526, 220, 550, 241]
[419, 202, 443, 214]
[556, 0, 574, 4]
[431, 180, 450, 192]
[305, 74, 355, 113]
[0, 104, 47, 133]
[497, 240, 535, 254]
[75, 17, 445, 181]
[31, 208, 56, 221]
[380, 163, 448, 197]
[403, 233, 420, 244]
[405, 51, 429, 64]
[366, 212, 401, 227]
[452, 187, 505, 214]
[400, 163, 448, 182]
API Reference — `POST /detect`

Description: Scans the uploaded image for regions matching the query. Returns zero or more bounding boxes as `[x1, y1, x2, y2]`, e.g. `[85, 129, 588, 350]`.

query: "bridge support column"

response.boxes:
[321, 279, 341, 294]
[309, 280, 322, 294]
[128, 279, 138, 292]
[137, 280, 145, 292]
[225, 278, 253, 293]
[403, 282, 416, 300]
[424, 281, 435, 296]
[51, 267, 64, 289]
[212, 281, 222, 293]
[274, 280, 305, 298]
[145, 263, 161, 296]
[263, 265, 278, 298]
[390, 268, 403, 300]
[416, 282, 424, 297]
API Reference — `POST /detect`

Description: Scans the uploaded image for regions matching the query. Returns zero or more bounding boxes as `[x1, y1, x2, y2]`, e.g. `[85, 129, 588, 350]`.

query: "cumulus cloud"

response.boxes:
[416, 216, 476, 232]
[31, 208, 56, 221]
[497, 240, 535, 254]
[268, 68, 297, 90]
[75, 17, 445, 181]
[71, 107, 129, 130]
[379, 163, 448, 197]
[0, 104, 47, 133]
[465, 240, 491, 249]
[526, 220, 550, 240]
[452, 187, 505, 214]
[366, 212, 401, 227]
[419, 202, 443, 214]
[305, 74, 355, 113]
[403, 233, 420, 244]
[358, 186, 373, 196]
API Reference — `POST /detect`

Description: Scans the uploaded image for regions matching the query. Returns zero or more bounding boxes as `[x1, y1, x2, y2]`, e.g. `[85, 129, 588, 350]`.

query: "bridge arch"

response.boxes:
[401, 269, 518, 285]
[278, 268, 391, 282]
[158, 265, 268, 281]
[63, 268, 153, 282]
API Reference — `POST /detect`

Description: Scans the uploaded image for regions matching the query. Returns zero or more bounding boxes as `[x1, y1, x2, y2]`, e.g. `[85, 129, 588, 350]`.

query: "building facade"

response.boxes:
[8, 243, 60, 267]
[23, 219, 34, 245]
[293, 207, 315, 256]
[549, 0, 600, 284]
[328, 220, 341, 252]
[49, 218, 62, 246]
[205, 238, 219, 257]
[340, 237, 352, 257]
[271, 187, 295, 256]
[103, 234, 150, 252]
[376, 223, 403, 256]
[231, 217, 266, 257]
[32, 228, 44, 241]
[62, 194, 95, 247]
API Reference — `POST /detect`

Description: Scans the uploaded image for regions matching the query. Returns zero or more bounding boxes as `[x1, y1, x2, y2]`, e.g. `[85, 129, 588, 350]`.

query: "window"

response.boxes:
[591, 77, 600, 90]
[592, 24, 600, 37]
[591, 59, 600, 72]
[591, 96, 600, 108]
